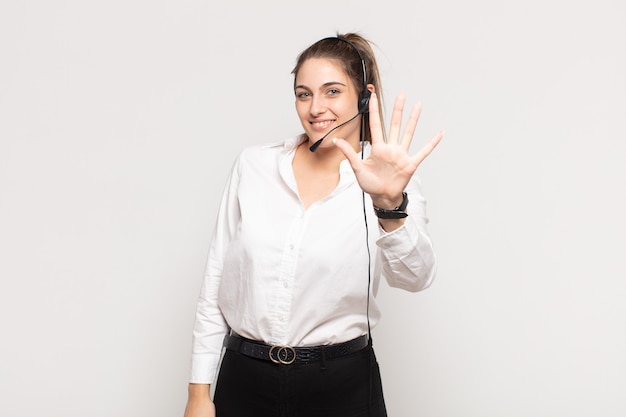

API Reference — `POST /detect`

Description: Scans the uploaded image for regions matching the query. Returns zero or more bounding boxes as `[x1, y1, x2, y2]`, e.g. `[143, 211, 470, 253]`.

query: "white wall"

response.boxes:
[1, 1, 624, 416]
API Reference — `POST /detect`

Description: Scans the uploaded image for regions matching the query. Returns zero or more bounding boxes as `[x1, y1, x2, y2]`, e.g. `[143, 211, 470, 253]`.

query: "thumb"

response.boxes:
[333, 138, 364, 172]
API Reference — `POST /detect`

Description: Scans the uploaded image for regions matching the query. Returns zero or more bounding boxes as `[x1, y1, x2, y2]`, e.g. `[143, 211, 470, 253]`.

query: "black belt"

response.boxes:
[223, 333, 369, 365]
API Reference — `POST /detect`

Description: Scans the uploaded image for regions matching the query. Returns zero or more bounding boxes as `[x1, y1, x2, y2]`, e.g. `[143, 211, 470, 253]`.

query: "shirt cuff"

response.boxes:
[375, 217, 419, 257]
[189, 351, 223, 384]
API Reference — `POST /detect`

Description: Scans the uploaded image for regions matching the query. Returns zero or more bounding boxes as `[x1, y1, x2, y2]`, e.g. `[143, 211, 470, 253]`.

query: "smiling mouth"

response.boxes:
[310, 120, 335, 131]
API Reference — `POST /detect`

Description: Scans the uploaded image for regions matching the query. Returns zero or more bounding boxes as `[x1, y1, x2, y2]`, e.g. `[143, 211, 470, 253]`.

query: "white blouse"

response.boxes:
[190, 137, 437, 384]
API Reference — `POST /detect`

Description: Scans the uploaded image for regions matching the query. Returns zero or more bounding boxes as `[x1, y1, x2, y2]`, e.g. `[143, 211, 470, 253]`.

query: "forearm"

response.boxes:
[377, 218, 436, 292]
[375, 180, 436, 291]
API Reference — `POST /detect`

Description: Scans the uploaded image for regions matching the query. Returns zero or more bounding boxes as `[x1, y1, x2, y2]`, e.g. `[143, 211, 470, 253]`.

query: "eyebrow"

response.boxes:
[294, 81, 348, 90]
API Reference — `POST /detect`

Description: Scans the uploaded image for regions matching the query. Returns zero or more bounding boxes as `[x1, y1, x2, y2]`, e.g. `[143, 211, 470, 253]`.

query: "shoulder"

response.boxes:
[232, 137, 301, 172]
[237, 137, 300, 163]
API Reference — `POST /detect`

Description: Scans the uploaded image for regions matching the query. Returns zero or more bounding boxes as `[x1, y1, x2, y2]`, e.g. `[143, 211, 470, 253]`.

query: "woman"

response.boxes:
[184, 33, 443, 417]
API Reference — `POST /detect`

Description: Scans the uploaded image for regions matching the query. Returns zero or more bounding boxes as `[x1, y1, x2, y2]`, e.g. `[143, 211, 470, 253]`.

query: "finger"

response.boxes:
[388, 93, 406, 144]
[400, 102, 422, 152]
[411, 130, 444, 167]
[368, 92, 384, 144]
[333, 138, 365, 173]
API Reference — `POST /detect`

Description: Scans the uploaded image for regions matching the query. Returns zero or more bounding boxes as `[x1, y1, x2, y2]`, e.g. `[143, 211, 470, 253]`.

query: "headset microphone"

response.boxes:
[309, 111, 361, 152]
[308, 89, 371, 152]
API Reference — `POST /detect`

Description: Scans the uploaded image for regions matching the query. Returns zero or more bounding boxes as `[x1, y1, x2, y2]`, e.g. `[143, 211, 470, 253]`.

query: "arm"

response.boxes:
[185, 157, 242, 415]
[183, 384, 215, 417]
[375, 175, 436, 292]
[334, 93, 441, 291]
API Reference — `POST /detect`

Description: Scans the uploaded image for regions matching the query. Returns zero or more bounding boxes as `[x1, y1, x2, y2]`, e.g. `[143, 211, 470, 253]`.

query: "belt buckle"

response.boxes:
[269, 344, 296, 365]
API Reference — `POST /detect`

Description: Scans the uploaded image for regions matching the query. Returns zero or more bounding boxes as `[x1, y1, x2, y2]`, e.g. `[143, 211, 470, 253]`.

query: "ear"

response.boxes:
[366, 84, 376, 94]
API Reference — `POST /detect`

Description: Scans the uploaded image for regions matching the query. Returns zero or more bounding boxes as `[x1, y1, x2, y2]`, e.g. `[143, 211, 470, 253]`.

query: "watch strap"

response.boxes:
[373, 192, 409, 219]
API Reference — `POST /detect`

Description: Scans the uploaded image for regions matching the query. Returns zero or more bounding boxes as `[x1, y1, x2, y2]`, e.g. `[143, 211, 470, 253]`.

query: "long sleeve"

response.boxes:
[374, 174, 436, 292]
[189, 157, 241, 384]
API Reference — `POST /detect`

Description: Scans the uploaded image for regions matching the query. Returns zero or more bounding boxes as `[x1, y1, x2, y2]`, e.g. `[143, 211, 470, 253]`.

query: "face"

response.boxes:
[294, 58, 361, 149]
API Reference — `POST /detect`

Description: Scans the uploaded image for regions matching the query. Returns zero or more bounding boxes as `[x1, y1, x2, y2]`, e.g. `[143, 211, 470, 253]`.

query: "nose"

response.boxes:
[309, 95, 327, 116]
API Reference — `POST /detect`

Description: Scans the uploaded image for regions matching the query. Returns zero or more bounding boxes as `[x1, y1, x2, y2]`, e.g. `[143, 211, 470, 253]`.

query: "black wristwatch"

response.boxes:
[373, 192, 409, 219]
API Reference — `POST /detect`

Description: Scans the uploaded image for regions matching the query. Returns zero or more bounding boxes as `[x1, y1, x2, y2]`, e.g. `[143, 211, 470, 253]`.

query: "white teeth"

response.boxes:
[312, 121, 332, 128]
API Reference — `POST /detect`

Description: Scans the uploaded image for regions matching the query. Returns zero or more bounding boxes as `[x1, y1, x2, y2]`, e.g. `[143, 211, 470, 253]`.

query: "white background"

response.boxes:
[1, 1, 625, 416]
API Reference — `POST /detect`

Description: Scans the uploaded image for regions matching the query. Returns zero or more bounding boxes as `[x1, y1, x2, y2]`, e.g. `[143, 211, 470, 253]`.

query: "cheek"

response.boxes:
[295, 101, 309, 119]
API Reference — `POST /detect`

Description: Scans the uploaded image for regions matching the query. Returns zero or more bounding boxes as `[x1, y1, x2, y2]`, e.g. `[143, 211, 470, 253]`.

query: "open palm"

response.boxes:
[334, 92, 443, 208]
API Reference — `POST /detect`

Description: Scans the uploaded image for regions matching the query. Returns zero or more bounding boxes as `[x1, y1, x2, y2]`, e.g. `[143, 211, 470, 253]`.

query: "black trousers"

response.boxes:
[213, 340, 388, 417]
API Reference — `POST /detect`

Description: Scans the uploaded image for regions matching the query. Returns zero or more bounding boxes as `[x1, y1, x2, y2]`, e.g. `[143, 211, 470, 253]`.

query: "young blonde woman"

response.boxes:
[184, 33, 443, 417]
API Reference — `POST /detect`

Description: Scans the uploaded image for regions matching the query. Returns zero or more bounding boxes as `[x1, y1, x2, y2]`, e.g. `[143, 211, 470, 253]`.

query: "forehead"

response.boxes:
[295, 58, 350, 87]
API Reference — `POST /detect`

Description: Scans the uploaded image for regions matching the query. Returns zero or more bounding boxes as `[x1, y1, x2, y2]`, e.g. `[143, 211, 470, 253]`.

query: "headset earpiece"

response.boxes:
[358, 89, 371, 114]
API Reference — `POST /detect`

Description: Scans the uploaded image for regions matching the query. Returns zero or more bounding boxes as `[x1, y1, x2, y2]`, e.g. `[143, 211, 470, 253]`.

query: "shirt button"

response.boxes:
[289, 244, 294, 250]
[283, 282, 289, 288]
[279, 316, 285, 322]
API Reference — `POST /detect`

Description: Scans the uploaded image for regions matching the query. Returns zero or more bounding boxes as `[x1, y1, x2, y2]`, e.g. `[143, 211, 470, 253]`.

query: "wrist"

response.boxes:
[371, 193, 404, 210]
[188, 383, 211, 399]
[373, 192, 408, 219]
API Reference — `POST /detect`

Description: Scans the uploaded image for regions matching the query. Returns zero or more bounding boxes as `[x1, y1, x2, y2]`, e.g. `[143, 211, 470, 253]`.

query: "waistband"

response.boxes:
[223, 333, 369, 365]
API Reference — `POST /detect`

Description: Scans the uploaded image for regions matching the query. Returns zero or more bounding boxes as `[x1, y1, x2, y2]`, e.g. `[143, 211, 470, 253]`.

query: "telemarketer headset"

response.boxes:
[308, 36, 372, 152]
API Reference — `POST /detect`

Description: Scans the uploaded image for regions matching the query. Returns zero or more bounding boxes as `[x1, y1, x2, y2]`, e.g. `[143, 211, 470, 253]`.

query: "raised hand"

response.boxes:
[333, 92, 443, 209]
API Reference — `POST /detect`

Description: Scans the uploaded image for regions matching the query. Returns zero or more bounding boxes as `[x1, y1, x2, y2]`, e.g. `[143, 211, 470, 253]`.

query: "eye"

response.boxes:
[295, 91, 311, 99]
[327, 88, 341, 96]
